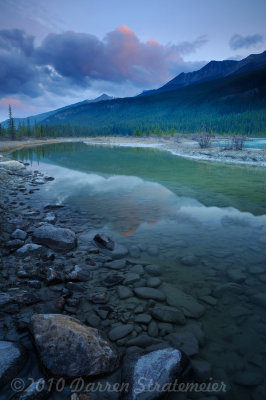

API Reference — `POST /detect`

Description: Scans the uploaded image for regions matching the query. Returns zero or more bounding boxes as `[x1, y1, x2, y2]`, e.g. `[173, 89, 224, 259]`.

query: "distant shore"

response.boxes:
[1, 136, 266, 167]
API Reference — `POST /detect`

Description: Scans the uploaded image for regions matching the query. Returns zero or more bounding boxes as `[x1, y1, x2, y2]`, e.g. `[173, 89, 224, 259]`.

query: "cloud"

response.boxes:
[0, 26, 208, 119]
[229, 33, 264, 50]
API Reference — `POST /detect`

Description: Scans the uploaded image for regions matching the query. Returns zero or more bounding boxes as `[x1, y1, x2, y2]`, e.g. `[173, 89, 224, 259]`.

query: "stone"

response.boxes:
[6, 239, 24, 251]
[28, 280, 42, 289]
[135, 314, 152, 324]
[105, 259, 126, 270]
[96, 306, 113, 320]
[148, 321, 159, 337]
[103, 274, 124, 287]
[227, 269, 246, 283]
[30, 314, 120, 377]
[0, 341, 28, 388]
[180, 255, 199, 266]
[121, 347, 189, 400]
[44, 212, 57, 224]
[144, 265, 161, 276]
[33, 223, 77, 251]
[147, 277, 161, 288]
[11, 229, 27, 240]
[117, 286, 133, 300]
[123, 273, 140, 285]
[166, 331, 199, 356]
[86, 313, 101, 328]
[45, 268, 63, 286]
[151, 306, 185, 325]
[199, 295, 217, 306]
[251, 293, 266, 308]
[16, 243, 45, 257]
[90, 292, 109, 304]
[162, 283, 205, 318]
[94, 233, 114, 251]
[213, 283, 243, 298]
[65, 265, 91, 282]
[0, 160, 24, 170]
[10, 378, 49, 400]
[44, 176, 55, 181]
[191, 359, 212, 381]
[109, 324, 134, 341]
[126, 335, 161, 348]
[130, 265, 144, 274]
[134, 287, 166, 301]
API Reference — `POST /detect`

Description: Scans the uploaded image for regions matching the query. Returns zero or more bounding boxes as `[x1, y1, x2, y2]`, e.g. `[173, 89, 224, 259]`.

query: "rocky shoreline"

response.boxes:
[0, 156, 224, 400]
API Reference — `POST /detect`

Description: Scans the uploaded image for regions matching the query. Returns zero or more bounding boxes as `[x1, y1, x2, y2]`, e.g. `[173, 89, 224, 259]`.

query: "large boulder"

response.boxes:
[30, 314, 120, 378]
[121, 347, 189, 400]
[0, 341, 28, 388]
[33, 223, 77, 251]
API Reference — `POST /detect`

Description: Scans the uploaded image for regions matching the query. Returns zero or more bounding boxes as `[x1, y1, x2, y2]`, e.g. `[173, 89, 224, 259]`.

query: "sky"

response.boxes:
[0, 0, 265, 121]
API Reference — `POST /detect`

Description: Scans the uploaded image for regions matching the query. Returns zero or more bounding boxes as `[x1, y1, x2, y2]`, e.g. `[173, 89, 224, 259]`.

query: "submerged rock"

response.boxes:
[30, 314, 120, 378]
[109, 324, 134, 341]
[134, 287, 166, 301]
[151, 306, 185, 325]
[94, 233, 114, 251]
[33, 223, 77, 251]
[121, 347, 189, 400]
[0, 341, 28, 388]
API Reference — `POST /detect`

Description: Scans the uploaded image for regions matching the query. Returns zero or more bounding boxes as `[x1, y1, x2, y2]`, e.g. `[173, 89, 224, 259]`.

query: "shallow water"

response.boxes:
[11, 142, 266, 399]
[213, 138, 266, 149]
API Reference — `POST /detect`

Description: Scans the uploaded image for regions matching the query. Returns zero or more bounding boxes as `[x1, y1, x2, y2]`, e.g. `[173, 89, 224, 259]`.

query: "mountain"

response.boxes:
[1, 94, 113, 128]
[139, 50, 266, 96]
[42, 65, 266, 135]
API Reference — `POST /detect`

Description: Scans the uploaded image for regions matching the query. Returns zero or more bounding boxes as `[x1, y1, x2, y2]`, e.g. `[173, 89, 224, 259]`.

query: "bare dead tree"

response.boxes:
[231, 135, 246, 150]
[196, 131, 212, 148]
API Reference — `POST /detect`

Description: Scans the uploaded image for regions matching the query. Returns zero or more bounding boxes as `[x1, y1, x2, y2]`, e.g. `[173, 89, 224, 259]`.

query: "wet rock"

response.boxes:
[105, 259, 126, 270]
[166, 330, 199, 356]
[96, 306, 112, 320]
[65, 265, 91, 282]
[94, 233, 114, 251]
[44, 204, 64, 210]
[117, 286, 133, 300]
[16, 243, 45, 257]
[11, 229, 27, 240]
[147, 277, 161, 288]
[28, 280, 42, 289]
[199, 295, 217, 306]
[86, 313, 101, 328]
[90, 292, 110, 304]
[180, 255, 199, 266]
[191, 358, 212, 381]
[44, 212, 56, 224]
[0, 160, 24, 170]
[6, 239, 24, 251]
[54, 296, 66, 311]
[126, 334, 161, 348]
[123, 272, 140, 285]
[162, 283, 205, 318]
[130, 265, 144, 274]
[151, 306, 185, 325]
[10, 217, 29, 230]
[45, 268, 63, 286]
[33, 223, 77, 251]
[103, 274, 124, 287]
[66, 298, 81, 308]
[34, 178, 46, 185]
[148, 321, 159, 337]
[122, 347, 189, 400]
[227, 269, 246, 283]
[144, 265, 161, 276]
[109, 324, 134, 341]
[0, 341, 28, 388]
[213, 282, 244, 297]
[135, 314, 152, 324]
[44, 176, 54, 181]
[134, 287, 166, 301]
[30, 314, 120, 377]
[0, 292, 13, 307]
[17, 270, 29, 279]
[10, 378, 49, 400]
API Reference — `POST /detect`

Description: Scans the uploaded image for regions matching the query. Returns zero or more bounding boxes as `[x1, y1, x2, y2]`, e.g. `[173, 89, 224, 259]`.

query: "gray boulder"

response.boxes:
[30, 314, 120, 377]
[121, 347, 189, 399]
[33, 223, 77, 251]
[16, 243, 44, 257]
[0, 341, 28, 388]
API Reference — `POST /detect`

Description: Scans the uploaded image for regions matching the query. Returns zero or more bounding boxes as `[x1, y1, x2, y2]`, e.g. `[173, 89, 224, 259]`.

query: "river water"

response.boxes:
[11, 142, 266, 400]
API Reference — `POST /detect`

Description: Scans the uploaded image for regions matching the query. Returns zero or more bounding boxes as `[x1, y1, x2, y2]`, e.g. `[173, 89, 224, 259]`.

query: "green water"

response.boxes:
[11, 142, 266, 400]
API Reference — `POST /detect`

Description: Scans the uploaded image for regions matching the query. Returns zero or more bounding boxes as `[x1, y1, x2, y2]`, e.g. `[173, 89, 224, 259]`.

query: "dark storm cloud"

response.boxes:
[0, 26, 207, 99]
[229, 33, 264, 50]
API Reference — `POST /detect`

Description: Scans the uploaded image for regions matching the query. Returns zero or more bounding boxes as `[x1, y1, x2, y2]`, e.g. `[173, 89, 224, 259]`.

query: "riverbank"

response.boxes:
[1, 136, 266, 167]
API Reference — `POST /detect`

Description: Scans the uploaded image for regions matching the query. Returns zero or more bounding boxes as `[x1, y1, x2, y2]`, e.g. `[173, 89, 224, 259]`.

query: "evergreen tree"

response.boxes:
[8, 105, 16, 140]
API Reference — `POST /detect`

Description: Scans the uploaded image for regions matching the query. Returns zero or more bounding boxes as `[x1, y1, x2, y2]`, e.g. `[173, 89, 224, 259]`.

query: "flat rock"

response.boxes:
[0, 341, 28, 388]
[30, 314, 120, 377]
[11, 229, 27, 240]
[161, 283, 205, 318]
[151, 306, 185, 325]
[94, 233, 114, 251]
[147, 277, 161, 288]
[33, 223, 77, 251]
[117, 286, 133, 300]
[121, 347, 189, 400]
[135, 314, 152, 324]
[124, 273, 140, 285]
[180, 255, 199, 266]
[109, 324, 134, 341]
[16, 243, 44, 257]
[134, 287, 166, 301]
[105, 259, 126, 270]
[144, 265, 161, 276]
[103, 273, 124, 287]
[126, 334, 161, 348]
